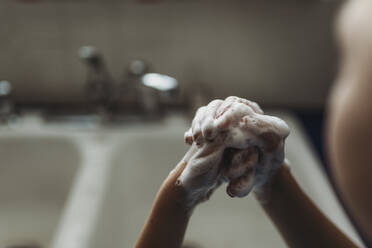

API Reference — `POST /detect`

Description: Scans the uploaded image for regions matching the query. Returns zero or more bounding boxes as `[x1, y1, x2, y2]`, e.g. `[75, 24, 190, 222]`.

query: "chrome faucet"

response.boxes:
[78, 46, 114, 114]
[78, 46, 179, 119]
[122, 60, 179, 115]
[0, 80, 14, 124]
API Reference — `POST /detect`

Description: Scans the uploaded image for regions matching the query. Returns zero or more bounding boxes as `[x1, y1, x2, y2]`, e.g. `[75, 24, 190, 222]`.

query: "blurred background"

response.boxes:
[2, 0, 339, 107]
[0, 0, 343, 161]
[1, 1, 363, 248]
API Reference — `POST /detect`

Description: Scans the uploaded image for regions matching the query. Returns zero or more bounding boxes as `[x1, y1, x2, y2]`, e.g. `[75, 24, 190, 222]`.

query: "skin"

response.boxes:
[327, 0, 372, 245]
[135, 149, 358, 248]
[135, 142, 260, 248]
[135, 1, 372, 247]
[135, 97, 358, 248]
[257, 165, 358, 248]
[134, 159, 190, 248]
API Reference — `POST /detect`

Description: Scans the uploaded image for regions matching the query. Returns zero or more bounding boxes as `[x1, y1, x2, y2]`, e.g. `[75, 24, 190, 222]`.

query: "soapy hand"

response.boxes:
[177, 96, 290, 205]
[173, 142, 259, 208]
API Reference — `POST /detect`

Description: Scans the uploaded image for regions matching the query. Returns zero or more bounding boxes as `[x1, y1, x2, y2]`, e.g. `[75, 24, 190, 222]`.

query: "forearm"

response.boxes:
[134, 161, 192, 248]
[257, 165, 358, 248]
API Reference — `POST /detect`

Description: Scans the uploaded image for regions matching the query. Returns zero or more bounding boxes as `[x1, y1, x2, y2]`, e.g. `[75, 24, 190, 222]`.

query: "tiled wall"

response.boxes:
[0, 1, 340, 108]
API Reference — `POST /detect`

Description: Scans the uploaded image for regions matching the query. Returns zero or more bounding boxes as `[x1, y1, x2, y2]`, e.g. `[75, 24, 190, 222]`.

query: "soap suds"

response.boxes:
[179, 96, 290, 203]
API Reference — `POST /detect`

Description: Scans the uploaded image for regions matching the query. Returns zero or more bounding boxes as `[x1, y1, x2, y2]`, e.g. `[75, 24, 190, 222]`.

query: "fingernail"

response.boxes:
[226, 187, 235, 198]
[185, 136, 193, 145]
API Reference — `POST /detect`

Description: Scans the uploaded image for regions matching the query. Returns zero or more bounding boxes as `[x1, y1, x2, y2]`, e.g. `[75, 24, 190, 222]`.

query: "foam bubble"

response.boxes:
[179, 96, 290, 201]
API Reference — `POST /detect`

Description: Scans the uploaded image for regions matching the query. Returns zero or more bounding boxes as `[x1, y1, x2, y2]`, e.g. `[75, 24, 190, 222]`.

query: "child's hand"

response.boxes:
[172, 143, 258, 208]
[178, 96, 290, 205]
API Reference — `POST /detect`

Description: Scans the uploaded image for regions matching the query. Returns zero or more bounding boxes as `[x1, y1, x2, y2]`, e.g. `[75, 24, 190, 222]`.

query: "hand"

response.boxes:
[179, 96, 290, 202]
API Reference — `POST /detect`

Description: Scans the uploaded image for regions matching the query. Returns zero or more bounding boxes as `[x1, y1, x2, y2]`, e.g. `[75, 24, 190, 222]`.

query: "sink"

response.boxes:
[0, 135, 80, 247]
[87, 124, 284, 248]
[51, 113, 364, 248]
[89, 131, 191, 248]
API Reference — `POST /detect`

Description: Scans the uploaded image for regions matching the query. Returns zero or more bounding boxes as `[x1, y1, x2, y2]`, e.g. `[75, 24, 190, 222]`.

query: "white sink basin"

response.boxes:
[51, 113, 363, 248]
[90, 131, 192, 248]
[0, 135, 80, 247]
[98, 131, 283, 248]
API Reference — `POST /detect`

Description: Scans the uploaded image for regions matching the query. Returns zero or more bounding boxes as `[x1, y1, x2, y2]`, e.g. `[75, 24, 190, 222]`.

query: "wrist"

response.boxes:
[253, 161, 290, 203]
[161, 175, 197, 214]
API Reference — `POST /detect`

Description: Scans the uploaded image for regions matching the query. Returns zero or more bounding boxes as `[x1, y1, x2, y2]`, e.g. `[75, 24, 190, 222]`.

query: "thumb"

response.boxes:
[223, 147, 258, 198]
[226, 171, 255, 198]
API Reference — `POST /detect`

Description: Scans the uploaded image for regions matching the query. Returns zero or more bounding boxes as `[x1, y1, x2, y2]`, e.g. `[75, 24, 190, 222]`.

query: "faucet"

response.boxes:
[121, 60, 179, 115]
[78, 46, 114, 115]
[78, 46, 180, 119]
[0, 80, 15, 124]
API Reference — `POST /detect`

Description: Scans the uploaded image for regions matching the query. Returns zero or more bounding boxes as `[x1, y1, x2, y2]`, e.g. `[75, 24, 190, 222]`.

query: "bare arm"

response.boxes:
[134, 159, 191, 248]
[256, 164, 358, 248]
[134, 92, 363, 248]
[134, 155, 360, 248]
[134, 142, 230, 248]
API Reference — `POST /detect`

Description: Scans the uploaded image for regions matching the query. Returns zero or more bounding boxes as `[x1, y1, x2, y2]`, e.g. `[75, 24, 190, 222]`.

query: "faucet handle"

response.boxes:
[126, 60, 179, 94]
[141, 73, 178, 94]
[0, 80, 13, 117]
[140, 73, 180, 110]
[122, 60, 180, 115]
[78, 46, 113, 111]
